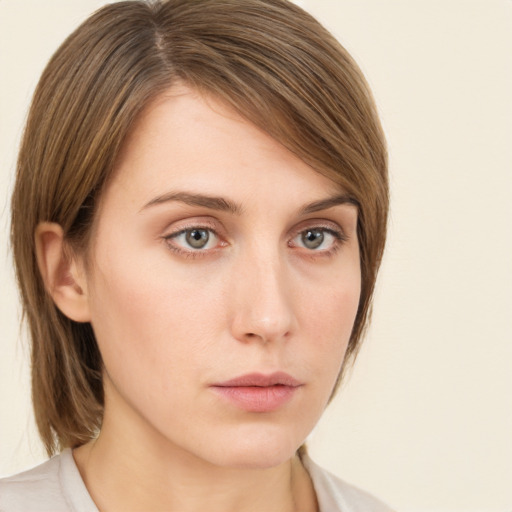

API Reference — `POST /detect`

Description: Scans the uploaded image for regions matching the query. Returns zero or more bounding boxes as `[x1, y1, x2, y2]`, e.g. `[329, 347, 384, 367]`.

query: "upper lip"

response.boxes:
[212, 372, 302, 388]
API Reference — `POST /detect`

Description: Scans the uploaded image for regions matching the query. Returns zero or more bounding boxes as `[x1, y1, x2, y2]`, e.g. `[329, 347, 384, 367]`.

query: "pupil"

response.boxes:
[186, 229, 209, 248]
[303, 230, 324, 249]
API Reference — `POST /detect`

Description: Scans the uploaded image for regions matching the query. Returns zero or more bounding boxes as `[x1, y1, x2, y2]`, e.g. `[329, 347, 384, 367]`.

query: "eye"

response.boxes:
[165, 227, 220, 252]
[184, 228, 210, 249]
[290, 227, 345, 252]
[301, 229, 327, 249]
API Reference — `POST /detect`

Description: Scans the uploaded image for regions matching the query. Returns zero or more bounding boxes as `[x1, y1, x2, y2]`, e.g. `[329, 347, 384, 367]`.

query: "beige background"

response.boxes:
[1, 1, 511, 510]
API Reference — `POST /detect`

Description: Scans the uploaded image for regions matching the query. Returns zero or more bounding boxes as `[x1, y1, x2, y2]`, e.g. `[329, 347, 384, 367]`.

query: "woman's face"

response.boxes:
[82, 86, 361, 469]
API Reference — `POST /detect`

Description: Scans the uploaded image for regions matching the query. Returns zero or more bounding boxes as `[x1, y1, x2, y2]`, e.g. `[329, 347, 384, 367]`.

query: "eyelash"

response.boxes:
[162, 223, 224, 259]
[289, 226, 348, 258]
[162, 224, 348, 259]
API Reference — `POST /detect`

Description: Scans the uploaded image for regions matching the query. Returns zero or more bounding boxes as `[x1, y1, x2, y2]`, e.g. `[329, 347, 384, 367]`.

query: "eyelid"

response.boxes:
[287, 220, 349, 256]
[289, 228, 346, 246]
[290, 218, 348, 240]
[161, 218, 228, 257]
[161, 216, 224, 237]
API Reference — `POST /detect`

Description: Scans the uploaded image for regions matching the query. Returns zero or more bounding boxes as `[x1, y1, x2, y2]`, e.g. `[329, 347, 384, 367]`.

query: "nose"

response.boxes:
[229, 248, 296, 344]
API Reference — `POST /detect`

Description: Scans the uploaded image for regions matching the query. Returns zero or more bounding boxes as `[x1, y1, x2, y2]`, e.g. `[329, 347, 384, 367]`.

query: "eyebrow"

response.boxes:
[140, 191, 357, 215]
[141, 191, 243, 215]
[299, 194, 358, 215]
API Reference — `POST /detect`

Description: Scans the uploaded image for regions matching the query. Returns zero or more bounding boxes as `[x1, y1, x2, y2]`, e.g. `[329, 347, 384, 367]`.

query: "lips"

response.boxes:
[210, 372, 302, 412]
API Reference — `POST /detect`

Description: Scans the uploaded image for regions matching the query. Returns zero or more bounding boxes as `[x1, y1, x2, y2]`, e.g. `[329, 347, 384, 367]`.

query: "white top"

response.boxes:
[0, 449, 393, 511]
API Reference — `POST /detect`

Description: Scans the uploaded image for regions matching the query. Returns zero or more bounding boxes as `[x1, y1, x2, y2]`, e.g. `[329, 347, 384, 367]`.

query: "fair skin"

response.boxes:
[37, 86, 361, 512]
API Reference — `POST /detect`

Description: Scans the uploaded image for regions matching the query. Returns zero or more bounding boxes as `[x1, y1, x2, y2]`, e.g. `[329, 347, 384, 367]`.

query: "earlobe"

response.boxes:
[35, 222, 91, 322]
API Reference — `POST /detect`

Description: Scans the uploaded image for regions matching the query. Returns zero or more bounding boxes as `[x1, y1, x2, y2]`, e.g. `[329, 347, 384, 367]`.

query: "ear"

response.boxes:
[35, 222, 91, 322]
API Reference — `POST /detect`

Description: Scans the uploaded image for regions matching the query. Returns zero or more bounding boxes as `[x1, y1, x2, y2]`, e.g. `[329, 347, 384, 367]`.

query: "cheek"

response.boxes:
[86, 243, 232, 392]
[90, 266, 199, 356]
[300, 264, 361, 340]
[294, 268, 361, 387]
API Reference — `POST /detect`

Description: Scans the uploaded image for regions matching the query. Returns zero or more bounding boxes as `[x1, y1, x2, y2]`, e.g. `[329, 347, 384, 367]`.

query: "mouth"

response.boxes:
[210, 372, 303, 413]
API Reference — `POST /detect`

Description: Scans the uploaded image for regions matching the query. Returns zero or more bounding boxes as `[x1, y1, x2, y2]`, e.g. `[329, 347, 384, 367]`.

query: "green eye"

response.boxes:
[185, 229, 210, 249]
[165, 227, 219, 253]
[292, 227, 344, 252]
[301, 230, 325, 249]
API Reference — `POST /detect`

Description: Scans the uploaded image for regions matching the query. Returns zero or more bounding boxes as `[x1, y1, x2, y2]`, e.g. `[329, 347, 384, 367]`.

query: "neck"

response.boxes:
[73, 416, 318, 512]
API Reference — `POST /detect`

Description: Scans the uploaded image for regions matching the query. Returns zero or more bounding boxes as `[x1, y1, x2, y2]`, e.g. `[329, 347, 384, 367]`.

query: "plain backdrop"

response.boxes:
[1, 1, 511, 511]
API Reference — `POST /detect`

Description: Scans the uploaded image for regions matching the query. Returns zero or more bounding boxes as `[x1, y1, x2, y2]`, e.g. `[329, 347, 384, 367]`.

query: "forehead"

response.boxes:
[100, 86, 344, 214]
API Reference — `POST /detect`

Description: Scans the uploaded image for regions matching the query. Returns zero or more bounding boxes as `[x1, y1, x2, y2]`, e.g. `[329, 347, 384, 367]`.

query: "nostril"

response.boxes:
[243, 332, 269, 344]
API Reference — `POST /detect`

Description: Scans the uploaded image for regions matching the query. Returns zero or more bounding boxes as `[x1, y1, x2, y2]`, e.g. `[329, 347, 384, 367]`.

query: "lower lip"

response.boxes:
[211, 385, 299, 412]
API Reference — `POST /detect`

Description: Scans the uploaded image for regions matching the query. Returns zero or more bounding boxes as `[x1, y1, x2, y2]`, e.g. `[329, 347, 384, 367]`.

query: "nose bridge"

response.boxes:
[230, 240, 295, 343]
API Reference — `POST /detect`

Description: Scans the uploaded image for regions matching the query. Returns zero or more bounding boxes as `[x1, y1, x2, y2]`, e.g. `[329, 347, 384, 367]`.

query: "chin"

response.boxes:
[203, 424, 305, 470]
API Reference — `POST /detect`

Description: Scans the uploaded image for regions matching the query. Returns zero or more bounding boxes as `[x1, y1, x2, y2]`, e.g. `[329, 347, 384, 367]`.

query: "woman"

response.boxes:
[1, 0, 390, 510]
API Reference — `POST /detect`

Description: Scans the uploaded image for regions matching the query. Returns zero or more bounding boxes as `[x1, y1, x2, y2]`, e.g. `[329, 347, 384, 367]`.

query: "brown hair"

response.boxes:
[11, 0, 388, 456]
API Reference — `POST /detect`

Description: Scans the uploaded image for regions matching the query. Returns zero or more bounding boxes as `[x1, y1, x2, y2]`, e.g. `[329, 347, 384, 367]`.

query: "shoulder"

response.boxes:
[0, 449, 97, 512]
[0, 453, 66, 512]
[302, 454, 395, 512]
